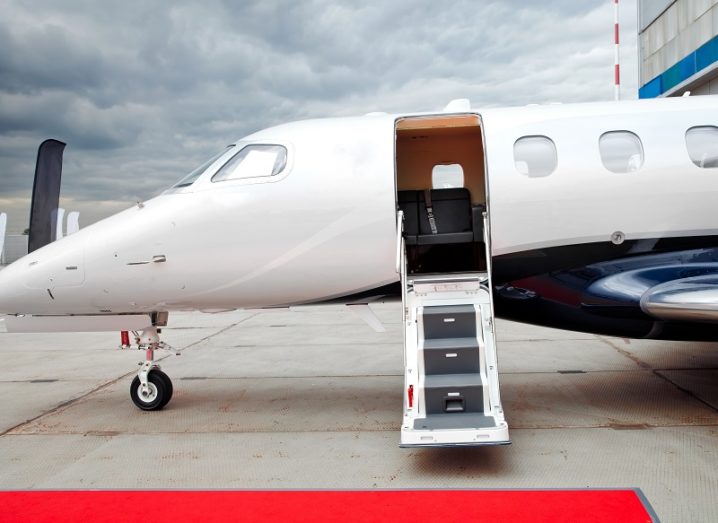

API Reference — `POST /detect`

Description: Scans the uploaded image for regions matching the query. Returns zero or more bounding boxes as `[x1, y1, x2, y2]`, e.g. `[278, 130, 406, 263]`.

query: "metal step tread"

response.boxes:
[423, 337, 479, 350]
[409, 272, 488, 284]
[424, 373, 483, 388]
[413, 413, 497, 431]
[422, 304, 475, 316]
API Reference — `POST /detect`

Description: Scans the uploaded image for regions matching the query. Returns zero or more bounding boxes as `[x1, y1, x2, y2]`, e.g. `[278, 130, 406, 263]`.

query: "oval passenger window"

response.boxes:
[599, 131, 644, 173]
[432, 164, 464, 188]
[686, 126, 718, 168]
[513, 136, 557, 178]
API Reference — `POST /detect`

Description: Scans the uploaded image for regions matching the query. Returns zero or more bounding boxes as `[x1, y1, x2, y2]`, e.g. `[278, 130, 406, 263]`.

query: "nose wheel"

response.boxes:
[130, 369, 173, 410]
[126, 327, 175, 411]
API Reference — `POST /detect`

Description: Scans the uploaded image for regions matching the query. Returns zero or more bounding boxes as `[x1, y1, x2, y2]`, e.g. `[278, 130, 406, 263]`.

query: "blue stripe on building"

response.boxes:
[639, 33, 718, 98]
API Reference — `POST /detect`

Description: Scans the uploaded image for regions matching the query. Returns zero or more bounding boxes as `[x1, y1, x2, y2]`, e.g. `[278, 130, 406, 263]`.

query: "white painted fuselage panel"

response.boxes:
[0, 116, 398, 315]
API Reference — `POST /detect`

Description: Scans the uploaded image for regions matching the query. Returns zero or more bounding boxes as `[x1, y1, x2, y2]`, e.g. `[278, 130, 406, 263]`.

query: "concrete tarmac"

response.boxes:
[1, 303, 717, 522]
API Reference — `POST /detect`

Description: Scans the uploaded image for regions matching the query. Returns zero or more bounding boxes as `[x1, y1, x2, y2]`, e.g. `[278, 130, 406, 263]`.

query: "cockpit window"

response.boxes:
[212, 145, 287, 182]
[172, 147, 234, 188]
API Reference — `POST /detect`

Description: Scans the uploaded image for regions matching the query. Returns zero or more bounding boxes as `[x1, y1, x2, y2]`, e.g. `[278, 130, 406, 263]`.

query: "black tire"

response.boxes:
[130, 372, 168, 411]
[151, 368, 174, 408]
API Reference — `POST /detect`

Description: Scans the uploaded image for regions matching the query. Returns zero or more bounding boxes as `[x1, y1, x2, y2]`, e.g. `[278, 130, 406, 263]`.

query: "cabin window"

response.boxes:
[513, 136, 557, 177]
[172, 146, 233, 188]
[432, 163, 464, 188]
[599, 131, 644, 173]
[685, 126, 718, 168]
[212, 145, 288, 182]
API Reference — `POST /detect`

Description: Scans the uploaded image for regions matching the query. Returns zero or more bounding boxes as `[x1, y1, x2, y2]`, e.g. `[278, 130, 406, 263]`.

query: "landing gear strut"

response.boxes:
[125, 326, 175, 411]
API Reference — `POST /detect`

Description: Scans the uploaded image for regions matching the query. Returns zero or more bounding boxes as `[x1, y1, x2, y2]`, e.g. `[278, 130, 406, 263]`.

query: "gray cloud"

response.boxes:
[0, 0, 638, 232]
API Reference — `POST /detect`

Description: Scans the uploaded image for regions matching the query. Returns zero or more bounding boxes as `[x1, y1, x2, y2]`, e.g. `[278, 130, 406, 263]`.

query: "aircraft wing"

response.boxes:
[640, 275, 718, 322]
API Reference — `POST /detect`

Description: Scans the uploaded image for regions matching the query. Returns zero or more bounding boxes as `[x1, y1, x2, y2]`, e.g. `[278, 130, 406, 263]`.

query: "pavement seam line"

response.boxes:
[172, 313, 258, 353]
[596, 336, 653, 369]
[652, 369, 718, 414]
[597, 336, 718, 415]
[6, 421, 718, 437]
[0, 313, 258, 437]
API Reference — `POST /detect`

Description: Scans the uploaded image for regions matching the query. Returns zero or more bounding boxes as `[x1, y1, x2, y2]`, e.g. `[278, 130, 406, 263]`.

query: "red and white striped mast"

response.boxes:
[613, 0, 621, 101]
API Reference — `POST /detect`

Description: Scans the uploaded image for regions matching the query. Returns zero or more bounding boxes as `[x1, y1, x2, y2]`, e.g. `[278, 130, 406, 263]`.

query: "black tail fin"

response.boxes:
[28, 139, 65, 253]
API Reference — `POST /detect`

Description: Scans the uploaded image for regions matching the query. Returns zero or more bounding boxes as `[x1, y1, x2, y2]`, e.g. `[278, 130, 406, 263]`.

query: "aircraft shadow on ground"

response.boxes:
[407, 445, 512, 477]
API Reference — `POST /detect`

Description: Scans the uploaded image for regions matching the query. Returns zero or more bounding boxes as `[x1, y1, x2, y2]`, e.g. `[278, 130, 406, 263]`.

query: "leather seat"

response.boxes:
[398, 188, 476, 245]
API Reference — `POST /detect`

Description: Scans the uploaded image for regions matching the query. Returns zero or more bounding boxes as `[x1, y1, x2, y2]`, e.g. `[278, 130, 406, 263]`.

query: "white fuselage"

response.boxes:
[0, 96, 717, 317]
[483, 99, 718, 256]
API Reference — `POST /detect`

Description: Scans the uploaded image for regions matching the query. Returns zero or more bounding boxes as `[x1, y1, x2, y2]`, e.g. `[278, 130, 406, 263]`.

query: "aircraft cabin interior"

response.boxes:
[395, 114, 487, 274]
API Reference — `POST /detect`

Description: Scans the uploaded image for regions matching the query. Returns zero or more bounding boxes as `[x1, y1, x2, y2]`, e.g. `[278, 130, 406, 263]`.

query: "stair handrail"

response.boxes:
[395, 210, 404, 274]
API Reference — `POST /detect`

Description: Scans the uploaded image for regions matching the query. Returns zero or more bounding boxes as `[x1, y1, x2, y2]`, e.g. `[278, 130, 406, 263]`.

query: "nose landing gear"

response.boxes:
[125, 326, 175, 411]
[130, 369, 173, 410]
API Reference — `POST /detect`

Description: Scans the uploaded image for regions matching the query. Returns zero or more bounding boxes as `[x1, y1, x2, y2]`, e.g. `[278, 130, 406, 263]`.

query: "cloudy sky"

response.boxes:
[0, 0, 638, 234]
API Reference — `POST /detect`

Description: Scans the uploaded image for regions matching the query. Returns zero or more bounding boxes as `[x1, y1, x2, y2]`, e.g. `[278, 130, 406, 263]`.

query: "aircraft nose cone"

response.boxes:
[0, 261, 26, 314]
[0, 230, 87, 315]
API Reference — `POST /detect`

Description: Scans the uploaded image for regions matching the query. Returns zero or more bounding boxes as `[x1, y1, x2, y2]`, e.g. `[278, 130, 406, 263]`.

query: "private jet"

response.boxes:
[1, 95, 717, 446]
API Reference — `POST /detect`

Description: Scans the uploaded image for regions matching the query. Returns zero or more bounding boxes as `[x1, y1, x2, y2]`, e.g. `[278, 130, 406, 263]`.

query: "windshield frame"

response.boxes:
[169, 145, 237, 189]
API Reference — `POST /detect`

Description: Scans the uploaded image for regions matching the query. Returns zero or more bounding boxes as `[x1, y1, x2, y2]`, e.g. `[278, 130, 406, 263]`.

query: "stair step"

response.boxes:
[423, 339, 480, 375]
[425, 374, 483, 388]
[424, 374, 484, 414]
[423, 338, 479, 350]
[422, 305, 476, 339]
[413, 413, 497, 431]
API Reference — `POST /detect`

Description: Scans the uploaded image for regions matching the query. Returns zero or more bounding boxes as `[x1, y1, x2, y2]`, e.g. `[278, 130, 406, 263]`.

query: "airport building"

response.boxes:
[639, 0, 718, 97]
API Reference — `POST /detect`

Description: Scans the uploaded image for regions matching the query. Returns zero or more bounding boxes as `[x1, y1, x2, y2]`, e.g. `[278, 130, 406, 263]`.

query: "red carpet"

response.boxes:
[0, 490, 655, 522]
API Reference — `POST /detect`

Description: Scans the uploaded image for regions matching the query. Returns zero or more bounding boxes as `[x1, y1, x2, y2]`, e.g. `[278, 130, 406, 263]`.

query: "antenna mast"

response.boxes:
[614, 0, 621, 101]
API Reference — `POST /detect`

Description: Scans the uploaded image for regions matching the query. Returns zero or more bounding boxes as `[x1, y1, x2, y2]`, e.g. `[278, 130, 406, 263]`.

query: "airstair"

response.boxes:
[397, 209, 510, 447]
